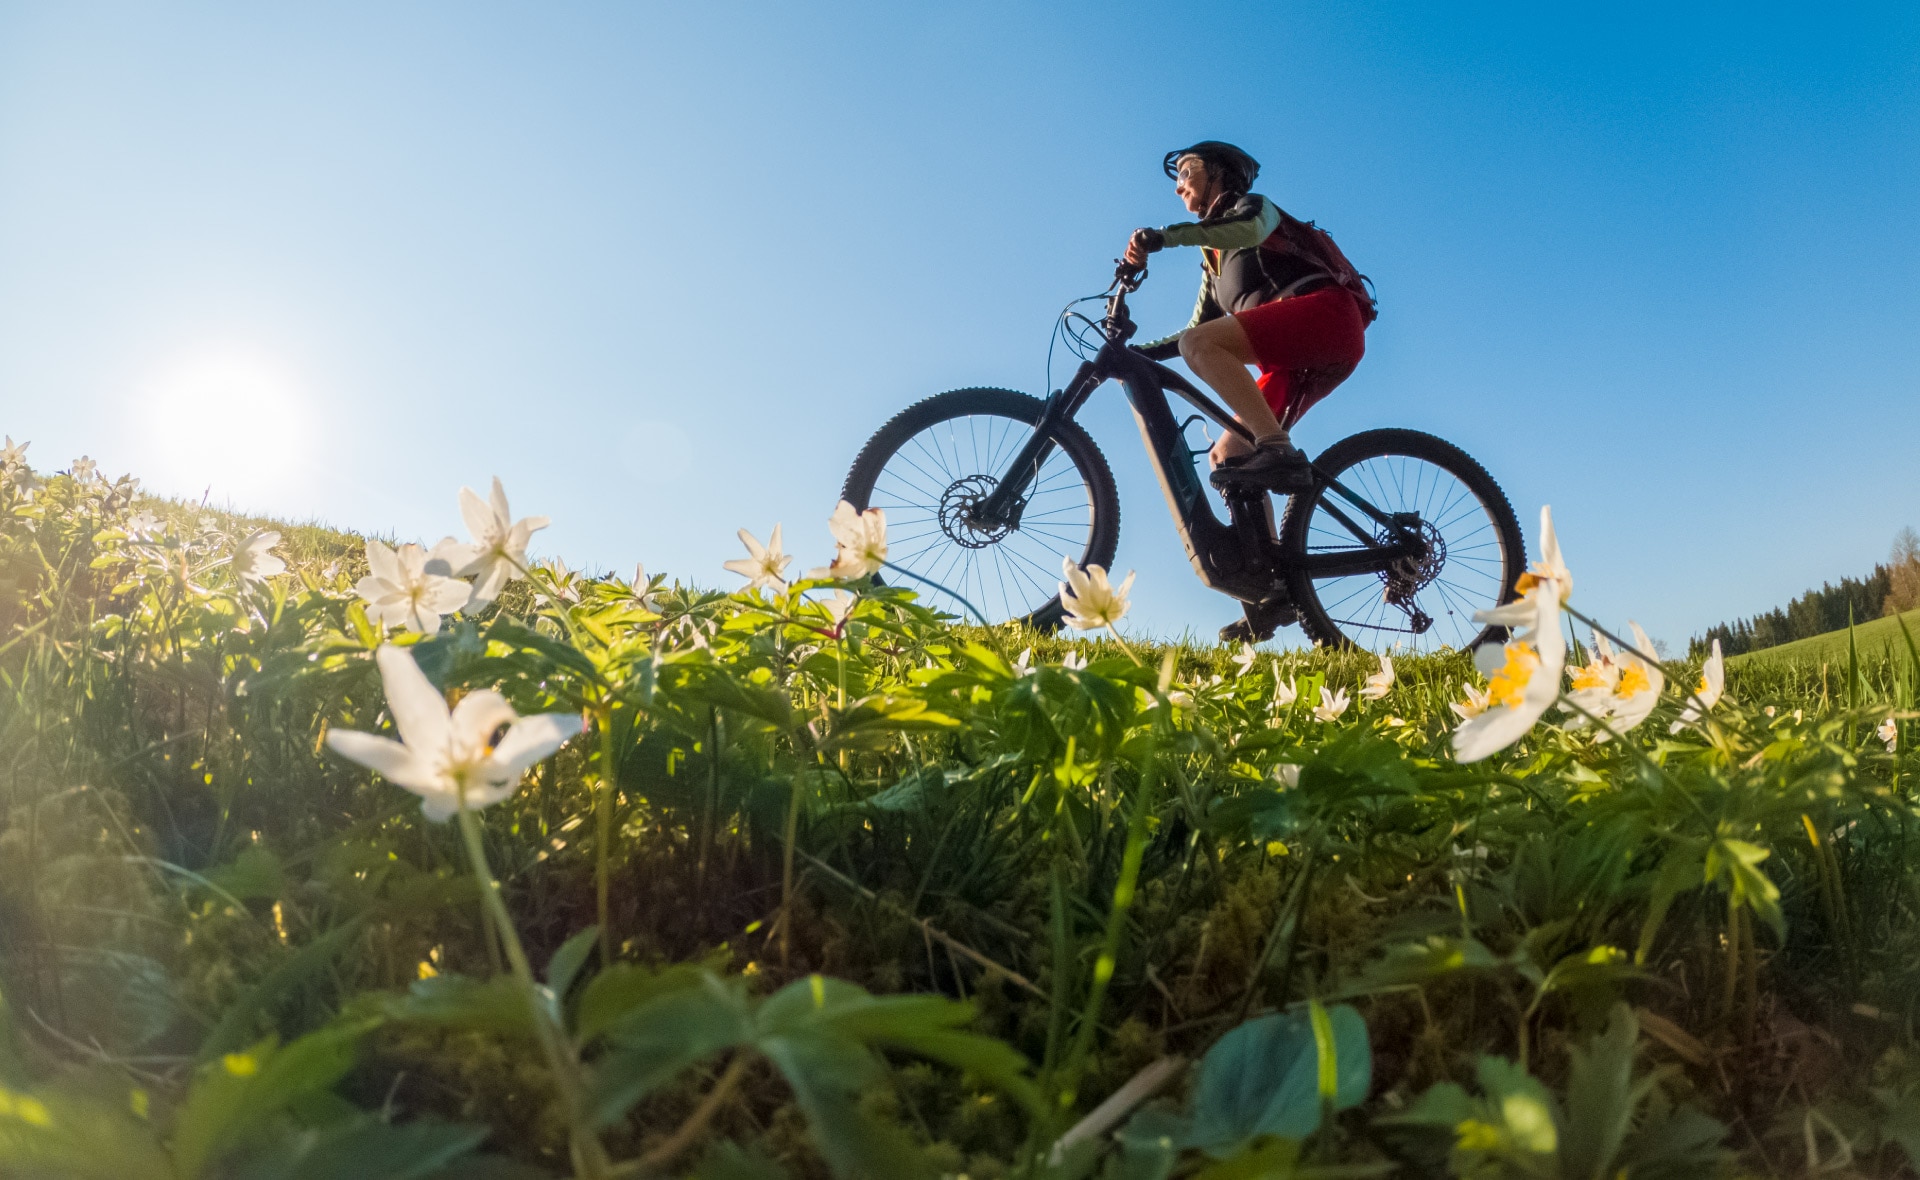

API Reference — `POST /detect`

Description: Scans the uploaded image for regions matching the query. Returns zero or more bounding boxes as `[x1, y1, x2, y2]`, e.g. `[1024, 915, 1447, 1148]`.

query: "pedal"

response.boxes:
[1219, 594, 1298, 644]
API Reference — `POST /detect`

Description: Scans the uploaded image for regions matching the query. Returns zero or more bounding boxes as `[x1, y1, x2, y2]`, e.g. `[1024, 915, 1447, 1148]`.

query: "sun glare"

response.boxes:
[137, 349, 312, 502]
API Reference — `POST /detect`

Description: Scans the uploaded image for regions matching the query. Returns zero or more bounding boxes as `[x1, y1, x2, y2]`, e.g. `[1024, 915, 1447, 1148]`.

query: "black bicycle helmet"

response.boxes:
[1162, 141, 1260, 195]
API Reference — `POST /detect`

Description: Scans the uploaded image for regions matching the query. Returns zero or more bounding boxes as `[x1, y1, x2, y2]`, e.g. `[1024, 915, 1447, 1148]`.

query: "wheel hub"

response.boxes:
[939, 475, 1016, 549]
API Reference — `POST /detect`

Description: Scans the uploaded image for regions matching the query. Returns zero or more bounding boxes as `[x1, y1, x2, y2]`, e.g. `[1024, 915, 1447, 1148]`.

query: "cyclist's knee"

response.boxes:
[1181, 317, 1248, 366]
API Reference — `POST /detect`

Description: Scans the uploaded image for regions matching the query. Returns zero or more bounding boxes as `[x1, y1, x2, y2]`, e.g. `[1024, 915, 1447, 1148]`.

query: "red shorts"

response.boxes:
[1234, 285, 1367, 427]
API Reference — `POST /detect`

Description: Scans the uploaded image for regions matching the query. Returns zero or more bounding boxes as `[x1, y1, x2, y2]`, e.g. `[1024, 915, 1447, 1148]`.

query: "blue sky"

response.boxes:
[2, 2, 1915, 649]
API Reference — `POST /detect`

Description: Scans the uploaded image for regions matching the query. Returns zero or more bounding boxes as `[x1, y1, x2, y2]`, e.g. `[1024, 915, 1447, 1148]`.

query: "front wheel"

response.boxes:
[1280, 429, 1525, 653]
[840, 388, 1120, 628]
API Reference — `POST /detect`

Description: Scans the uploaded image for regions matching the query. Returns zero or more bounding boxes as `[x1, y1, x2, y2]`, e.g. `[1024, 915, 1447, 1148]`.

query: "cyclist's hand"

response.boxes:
[1124, 228, 1164, 268]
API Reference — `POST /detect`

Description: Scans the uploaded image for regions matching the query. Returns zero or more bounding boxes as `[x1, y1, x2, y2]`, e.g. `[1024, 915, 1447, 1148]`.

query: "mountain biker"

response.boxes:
[1124, 141, 1369, 496]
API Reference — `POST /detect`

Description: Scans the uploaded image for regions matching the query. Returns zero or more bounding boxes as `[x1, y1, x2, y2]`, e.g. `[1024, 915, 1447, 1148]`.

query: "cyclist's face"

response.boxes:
[1175, 156, 1213, 214]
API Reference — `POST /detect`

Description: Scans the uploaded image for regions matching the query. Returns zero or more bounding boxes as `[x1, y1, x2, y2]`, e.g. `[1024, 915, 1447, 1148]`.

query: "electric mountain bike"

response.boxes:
[839, 264, 1525, 652]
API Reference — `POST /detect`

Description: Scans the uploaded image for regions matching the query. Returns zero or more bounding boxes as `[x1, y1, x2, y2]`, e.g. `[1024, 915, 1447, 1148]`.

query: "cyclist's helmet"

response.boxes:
[1162, 141, 1260, 196]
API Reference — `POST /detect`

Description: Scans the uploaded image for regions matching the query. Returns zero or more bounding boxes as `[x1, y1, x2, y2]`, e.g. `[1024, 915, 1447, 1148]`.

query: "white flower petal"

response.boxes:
[325, 730, 439, 791]
[375, 645, 453, 753]
[492, 712, 585, 777]
[450, 689, 518, 753]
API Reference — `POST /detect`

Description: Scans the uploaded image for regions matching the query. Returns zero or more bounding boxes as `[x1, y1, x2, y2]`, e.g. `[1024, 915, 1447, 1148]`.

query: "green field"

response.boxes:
[7, 457, 1920, 1179]
[1730, 606, 1920, 670]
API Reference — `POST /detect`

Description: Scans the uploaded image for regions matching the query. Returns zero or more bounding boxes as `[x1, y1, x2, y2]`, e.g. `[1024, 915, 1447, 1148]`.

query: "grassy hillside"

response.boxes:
[1728, 605, 1920, 668]
[9, 456, 1920, 1177]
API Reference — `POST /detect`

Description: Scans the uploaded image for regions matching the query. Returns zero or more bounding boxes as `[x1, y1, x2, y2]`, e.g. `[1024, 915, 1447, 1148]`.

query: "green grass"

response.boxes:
[1729, 605, 1920, 668]
[9, 459, 1920, 1178]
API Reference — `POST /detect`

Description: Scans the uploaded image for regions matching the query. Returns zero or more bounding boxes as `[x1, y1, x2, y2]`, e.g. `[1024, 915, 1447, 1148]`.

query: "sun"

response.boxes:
[136, 348, 312, 502]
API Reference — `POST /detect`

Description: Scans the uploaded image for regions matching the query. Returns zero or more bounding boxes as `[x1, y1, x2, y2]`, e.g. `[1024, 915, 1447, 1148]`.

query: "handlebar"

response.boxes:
[1104, 260, 1145, 344]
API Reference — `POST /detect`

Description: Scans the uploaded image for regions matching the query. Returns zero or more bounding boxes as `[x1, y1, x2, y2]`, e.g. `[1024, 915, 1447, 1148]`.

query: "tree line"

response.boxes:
[1691, 527, 1920, 658]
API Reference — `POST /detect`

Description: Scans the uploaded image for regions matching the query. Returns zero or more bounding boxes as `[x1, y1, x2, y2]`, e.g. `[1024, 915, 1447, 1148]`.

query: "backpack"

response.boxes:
[1260, 209, 1379, 325]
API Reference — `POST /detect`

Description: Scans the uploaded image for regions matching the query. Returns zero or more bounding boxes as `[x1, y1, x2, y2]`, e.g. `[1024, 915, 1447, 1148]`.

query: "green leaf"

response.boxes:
[688, 1141, 793, 1180]
[587, 974, 752, 1127]
[386, 973, 538, 1040]
[275, 1118, 491, 1180]
[1559, 1004, 1639, 1180]
[1182, 1007, 1370, 1157]
[198, 916, 370, 1063]
[574, 962, 713, 1045]
[1111, 1106, 1185, 1180]
[1637, 842, 1707, 964]
[1471, 1055, 1561, 1155]
[205, 845, 287, 900]
[756, 1031, 932, 1180]
[172, 1022, 376, 1178]
[546, 927, 599, 1000]
[485, 619, 604, 682]
[1350, 936, 1502, 992]
[1707, 838, 1785, 941]
[0, 1083, 171, 1179]
[755, 977, 1041, 1116]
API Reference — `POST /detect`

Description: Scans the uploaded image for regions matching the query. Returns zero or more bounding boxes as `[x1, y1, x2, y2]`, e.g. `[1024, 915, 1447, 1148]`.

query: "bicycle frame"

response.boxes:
[971, 274, 1424, 605]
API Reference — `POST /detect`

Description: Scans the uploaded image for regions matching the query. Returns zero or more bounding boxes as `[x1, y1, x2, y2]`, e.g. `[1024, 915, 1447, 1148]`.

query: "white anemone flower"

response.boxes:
[1669, 639, 1725, 733]
[326, 645, 583, 822]
[1013, 647, 1036, 677]
[69, 456, 98, 484]
[1513, 505, 1573, 604]
[1450, 683, 1492, 722]
[1274, 763, 1302, 788]
[1062, 649, 1088, 671]
[1598, 623, 1666, 738]
[1314, 685, 1350, 722]
[1360, 654, 1394, 700]
[1563, 631, 1620, 720]
[822, 589, 858, 631]
[455, 477, 550, 608]
[1272, 663, 1298, 708]
[230, 529, 286, 586]
[622, 563, 660, 611]
[825, 500, 888, 579]
[355, 538, 474, 634]
[0, 437, 27, 471]
[1059, 558, 1134, 632]
[539, 557, 583, 604]
[1451, 583, 1566, 763]
[1565, 626, 1664, 741]
[1233, 643, 1259, 675]
[724, 525, 793, 592]
[1879, 717, 1897, 753]
[126, 510, 162, 537]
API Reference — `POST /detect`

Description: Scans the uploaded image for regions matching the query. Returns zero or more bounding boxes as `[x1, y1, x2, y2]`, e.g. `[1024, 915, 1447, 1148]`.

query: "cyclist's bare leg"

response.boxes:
[1180, 315, 1290, 468]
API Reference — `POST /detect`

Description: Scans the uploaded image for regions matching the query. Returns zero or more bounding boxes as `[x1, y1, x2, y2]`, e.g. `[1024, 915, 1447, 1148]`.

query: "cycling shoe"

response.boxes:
[1209, 442, 1314, 494]
[1219, 595, 1299, 644]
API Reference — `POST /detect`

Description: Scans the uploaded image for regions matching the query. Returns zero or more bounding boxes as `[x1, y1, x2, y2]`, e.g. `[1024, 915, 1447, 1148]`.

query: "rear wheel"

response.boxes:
[1280, 429, 1524, 653]
[841, 388, 1120, 628]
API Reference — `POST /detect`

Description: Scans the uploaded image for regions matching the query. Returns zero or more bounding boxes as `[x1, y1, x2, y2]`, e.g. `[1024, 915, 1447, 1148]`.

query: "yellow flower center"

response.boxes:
[1569, 663, 1610, 691]
[1487, 642, 1539, 710]
[1697, 674, 1711, 694]
[1616, 664, 1650, 698]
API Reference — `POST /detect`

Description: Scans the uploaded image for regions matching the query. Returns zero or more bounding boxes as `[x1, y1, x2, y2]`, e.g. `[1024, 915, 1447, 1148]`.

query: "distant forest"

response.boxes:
[1691, 527, 1920, 658]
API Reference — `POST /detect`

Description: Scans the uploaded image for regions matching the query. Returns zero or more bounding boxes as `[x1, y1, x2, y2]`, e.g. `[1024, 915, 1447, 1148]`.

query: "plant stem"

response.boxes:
[629, 1051, 752, 1174]
[456, 807, 612, 1179]
[596, 704, 617, 966]
[1054, 757, 1158, 1117]
[780, 766, 805, 972]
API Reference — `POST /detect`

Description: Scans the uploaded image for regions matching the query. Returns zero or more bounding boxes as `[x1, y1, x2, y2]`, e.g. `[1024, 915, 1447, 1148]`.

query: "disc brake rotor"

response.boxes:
[938, 475, 1016, 550]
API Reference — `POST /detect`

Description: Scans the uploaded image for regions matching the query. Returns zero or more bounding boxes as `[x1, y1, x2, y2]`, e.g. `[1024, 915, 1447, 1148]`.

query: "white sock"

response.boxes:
[1254, 429, 1292, 450]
